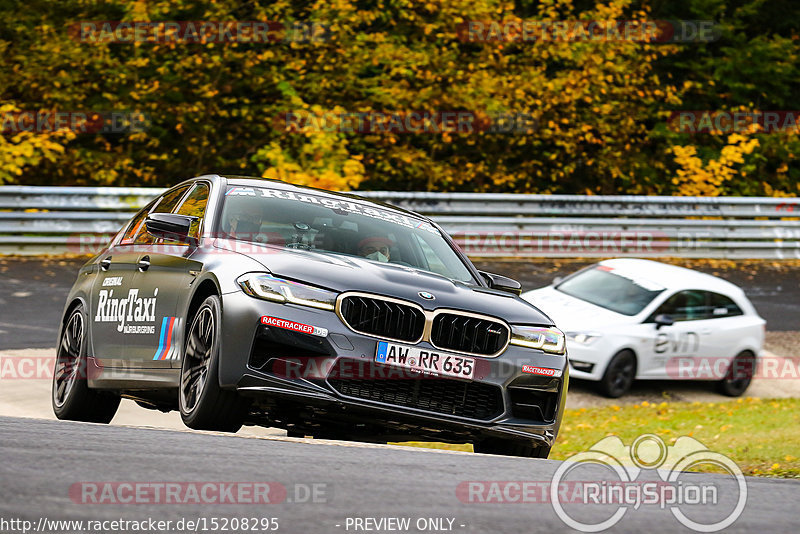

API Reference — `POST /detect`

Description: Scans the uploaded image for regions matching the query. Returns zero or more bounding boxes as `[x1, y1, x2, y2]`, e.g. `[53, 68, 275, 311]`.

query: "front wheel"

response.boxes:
[717, 352, 755, 397]
[179, 295, 249, 432]
[474, 438, 550, 458]
[598, 350, 636, 398]
[52, 305, 120, 423]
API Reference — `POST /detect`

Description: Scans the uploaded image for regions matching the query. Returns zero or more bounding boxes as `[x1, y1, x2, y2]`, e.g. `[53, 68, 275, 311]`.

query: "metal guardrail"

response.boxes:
[1, 186, 799, 258]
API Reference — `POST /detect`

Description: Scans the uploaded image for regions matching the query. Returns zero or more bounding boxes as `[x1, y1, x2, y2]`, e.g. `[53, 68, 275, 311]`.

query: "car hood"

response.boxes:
[215, 240, 553, 325]
[521, 286, 630, 330]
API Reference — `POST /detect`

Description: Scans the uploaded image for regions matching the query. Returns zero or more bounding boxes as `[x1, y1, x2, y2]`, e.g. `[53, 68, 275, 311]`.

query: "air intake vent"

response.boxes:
[431, 313, 509, 356]
[338, 295, 425, 343]
[328, 362, 504, 421]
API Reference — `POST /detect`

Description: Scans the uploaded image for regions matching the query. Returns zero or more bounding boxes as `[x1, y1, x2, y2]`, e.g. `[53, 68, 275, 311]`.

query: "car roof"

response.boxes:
[597, 258, 744, 295]
[221, 175, 429, 221]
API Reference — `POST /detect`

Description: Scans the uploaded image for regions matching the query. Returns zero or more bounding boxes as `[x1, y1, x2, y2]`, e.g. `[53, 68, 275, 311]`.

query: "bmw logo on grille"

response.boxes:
[418, 291, 435, 300]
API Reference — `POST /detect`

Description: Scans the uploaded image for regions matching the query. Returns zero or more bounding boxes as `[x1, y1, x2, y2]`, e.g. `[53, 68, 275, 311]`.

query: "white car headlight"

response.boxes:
[510, 326, 566, 355]
[566, 331, 602, 345]
[237, 273, 337, 311]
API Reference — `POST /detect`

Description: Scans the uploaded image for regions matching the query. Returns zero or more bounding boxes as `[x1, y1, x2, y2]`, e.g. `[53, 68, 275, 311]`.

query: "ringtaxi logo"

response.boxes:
[550, 434, 746, 532]
[94, 288, 158, 334]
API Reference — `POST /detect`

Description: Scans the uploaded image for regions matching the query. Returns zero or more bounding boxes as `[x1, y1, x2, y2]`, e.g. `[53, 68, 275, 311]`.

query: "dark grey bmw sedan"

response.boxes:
[52, 175, 567, 457]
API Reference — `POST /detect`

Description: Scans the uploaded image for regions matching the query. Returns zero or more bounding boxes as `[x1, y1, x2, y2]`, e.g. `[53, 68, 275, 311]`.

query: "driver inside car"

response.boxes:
[358, 235, 393, 262]
[226, 199, 264, 239]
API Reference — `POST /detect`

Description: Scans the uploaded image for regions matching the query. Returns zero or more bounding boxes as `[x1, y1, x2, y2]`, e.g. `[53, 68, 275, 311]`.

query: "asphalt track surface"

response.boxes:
[1, 258, 799, 350]
[1, 416, 798, 534]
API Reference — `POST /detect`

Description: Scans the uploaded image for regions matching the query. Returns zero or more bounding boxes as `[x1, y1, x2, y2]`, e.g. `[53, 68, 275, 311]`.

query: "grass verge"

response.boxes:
[393, 397, 800, 478]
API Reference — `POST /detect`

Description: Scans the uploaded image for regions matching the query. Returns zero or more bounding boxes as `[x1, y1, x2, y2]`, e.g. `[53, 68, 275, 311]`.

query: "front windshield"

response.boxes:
[556, 265, 665, 315]
[220, 185, 476, 284]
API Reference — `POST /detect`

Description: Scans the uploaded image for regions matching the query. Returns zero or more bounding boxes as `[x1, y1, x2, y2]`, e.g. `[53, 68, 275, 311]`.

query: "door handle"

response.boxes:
[138, 256, 151, 271]
[100, 256, 112, 271]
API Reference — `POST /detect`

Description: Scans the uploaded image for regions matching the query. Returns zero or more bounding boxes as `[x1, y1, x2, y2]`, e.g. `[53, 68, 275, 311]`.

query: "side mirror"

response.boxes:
[479, 271, 522, 296]
[654, 314, 674, 329]
[145, 213, 197, 244]
[553, 276, 563, 286]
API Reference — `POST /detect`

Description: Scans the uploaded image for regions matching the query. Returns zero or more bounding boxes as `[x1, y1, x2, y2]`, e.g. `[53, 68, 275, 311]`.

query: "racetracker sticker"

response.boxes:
[522, 365, 562, 377]
[260, 316, 328, 337]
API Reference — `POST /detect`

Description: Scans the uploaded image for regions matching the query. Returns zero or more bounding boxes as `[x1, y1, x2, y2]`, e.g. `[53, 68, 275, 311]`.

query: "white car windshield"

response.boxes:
[220, 185, 476, 284]
[556, 265, 665, 315]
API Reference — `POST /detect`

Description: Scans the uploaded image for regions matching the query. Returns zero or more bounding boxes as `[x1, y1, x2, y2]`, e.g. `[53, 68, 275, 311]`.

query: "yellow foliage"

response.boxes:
[0, 104, 74, 184]
[671, 134, 760, 196]
[255, 107, 366, 191]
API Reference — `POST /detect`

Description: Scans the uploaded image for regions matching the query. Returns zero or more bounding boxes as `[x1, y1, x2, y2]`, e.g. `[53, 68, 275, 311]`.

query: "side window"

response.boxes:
[708, 292, 744, 318]
[132, 186, 190, 245]
[175, 183, 210, 239]
[151, 185, 190, 214]
[656, 290, 708, 321]
[119, 202, 155, 245]
[410, 233, 448, 277]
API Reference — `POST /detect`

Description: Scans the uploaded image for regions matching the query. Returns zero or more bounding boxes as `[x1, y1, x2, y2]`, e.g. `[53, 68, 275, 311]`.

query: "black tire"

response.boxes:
[599, 350, 636, 398]
[179, 295, 249, 432]
[717, 351, 755, 397]
[52, 305, 120, 423]
[474, 438, 550, 458]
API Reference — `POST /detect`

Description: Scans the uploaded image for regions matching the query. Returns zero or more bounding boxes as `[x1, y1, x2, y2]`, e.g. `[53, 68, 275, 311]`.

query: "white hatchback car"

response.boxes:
[522, 259, 765, 398]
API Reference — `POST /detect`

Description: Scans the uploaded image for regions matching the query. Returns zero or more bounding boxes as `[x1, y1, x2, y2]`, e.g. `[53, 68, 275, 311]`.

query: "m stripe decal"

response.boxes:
[153, 317, 176, 360]
[161, 317, 176, 360]
[152, 318, 168, 360]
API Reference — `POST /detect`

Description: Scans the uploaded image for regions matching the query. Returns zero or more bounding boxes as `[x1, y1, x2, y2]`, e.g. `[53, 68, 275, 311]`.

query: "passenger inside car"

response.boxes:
[357, 235, 393, 262]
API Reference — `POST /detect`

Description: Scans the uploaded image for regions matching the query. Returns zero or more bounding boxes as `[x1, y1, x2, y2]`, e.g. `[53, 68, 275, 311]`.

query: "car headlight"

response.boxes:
[566, 331, 602, 345]
[509, 326, 566, 354]
[237, 273, 337, 311]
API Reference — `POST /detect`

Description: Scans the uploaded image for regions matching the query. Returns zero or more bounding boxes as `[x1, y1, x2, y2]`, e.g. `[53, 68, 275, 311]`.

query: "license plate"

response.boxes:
[375, 341, 475, 380]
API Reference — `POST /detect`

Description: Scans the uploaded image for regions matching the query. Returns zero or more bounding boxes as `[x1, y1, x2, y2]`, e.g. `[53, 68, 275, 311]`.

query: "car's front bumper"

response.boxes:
[218, 291, 568, 446]
[563, 339, 616, 381]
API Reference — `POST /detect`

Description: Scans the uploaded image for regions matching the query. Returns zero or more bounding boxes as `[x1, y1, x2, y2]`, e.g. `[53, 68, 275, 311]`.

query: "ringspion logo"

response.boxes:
[550, 435, 746, 532]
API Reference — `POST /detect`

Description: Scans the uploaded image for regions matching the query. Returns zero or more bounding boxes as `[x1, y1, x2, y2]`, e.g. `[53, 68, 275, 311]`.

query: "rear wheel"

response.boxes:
[179, 295, 249, 432]
[474, 438, 550, 458]
[717, 351, 755, 397]
[52, 305, 120, 423]
[599, 350, 636, 398]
